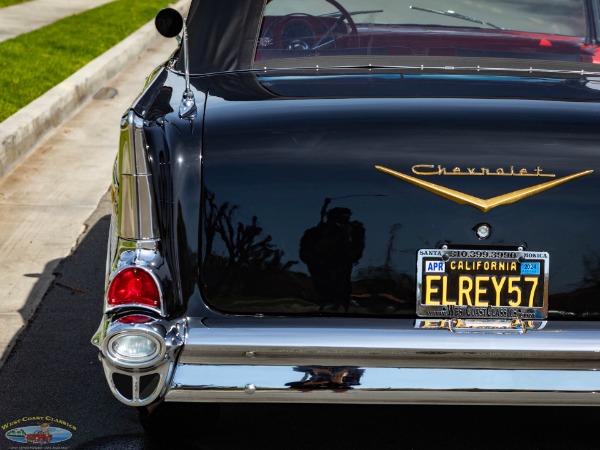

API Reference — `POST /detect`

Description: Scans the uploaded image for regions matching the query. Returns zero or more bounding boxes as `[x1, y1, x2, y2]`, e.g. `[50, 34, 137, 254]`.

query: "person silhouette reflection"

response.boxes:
[286, 366, 365, 390]
[300, 206, 365, 312]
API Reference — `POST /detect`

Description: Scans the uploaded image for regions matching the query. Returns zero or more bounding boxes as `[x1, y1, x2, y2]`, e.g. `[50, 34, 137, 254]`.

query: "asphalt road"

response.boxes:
[1, 194, 599, 449]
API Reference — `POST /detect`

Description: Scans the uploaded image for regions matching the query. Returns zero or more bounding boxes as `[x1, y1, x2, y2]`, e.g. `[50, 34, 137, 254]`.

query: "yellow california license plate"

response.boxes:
[416, 248, 549, 319]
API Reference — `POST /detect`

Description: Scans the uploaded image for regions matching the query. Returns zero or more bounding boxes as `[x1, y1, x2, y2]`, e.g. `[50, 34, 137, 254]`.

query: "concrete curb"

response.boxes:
[0, 0, 187, 180]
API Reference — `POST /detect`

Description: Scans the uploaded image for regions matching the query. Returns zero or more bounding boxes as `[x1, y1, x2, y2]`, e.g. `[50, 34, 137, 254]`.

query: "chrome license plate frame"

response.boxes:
[416, 248, 549, 320]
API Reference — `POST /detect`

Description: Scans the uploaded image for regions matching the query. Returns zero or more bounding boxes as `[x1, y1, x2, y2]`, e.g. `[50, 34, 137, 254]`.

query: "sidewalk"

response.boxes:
[0, 0, 115, 43]
[0, 4, 186, 367]
[0, 0, 186, 180]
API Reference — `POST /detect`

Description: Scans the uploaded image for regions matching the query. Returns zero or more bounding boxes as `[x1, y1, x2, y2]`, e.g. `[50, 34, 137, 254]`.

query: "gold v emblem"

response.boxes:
[375, 165, 593, 212]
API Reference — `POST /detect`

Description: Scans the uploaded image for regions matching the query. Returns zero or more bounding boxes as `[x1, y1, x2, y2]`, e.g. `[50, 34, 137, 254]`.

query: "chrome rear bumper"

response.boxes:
[164, 318, 600, 406]
[167, 365, 600, 406]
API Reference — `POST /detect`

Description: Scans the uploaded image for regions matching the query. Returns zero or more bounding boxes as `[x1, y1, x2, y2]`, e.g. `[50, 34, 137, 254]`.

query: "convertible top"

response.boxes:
[181, 0, 597, 75]
[185, 0, 264, 73]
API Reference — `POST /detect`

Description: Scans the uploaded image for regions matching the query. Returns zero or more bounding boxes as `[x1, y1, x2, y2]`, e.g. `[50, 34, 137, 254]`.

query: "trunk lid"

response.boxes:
[200, 73, 600, 318]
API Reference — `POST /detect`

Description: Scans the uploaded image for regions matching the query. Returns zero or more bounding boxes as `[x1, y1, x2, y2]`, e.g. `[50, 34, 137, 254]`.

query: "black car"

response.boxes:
[93, 0, 600, 435]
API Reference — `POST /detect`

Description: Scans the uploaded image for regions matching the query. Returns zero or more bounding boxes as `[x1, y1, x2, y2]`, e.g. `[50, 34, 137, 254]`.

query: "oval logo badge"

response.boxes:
[5, 424, 72, 444]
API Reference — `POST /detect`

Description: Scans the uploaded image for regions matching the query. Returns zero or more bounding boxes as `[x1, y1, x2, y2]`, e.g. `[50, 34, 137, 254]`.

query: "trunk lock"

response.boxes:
[474, 223, 492, 240]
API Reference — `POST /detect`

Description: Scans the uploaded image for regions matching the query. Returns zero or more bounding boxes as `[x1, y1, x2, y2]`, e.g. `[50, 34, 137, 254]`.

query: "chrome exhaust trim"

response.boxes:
[99, 318, 185, 406]
[100, 355, 174, 406]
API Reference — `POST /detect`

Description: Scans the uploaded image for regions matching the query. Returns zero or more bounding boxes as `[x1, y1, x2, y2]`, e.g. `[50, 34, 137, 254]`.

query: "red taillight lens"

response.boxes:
[117, 315, 155, 324]
[107, 268, 161, 310]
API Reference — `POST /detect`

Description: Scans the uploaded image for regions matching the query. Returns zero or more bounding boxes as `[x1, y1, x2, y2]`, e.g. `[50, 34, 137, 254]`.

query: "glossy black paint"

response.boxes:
[137, 69, 600, 319]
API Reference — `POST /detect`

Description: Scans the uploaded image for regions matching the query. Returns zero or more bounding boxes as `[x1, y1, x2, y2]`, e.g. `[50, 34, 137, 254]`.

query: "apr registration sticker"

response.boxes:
[417, 248, 549, 320]
[425, 261, 445, 273]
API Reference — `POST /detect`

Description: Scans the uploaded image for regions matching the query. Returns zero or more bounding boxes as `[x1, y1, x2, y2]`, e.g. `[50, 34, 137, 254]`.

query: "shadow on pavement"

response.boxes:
[0, 256, 62, 366]
[0, 195, 145, 447]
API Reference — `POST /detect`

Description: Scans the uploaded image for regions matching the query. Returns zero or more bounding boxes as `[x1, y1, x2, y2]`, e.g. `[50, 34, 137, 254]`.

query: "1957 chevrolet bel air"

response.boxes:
[92, 0, 600, 434]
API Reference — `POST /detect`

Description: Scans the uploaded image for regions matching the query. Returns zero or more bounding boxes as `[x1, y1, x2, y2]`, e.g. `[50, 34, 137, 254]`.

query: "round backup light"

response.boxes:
[108, 334, 160, 362]
[107, 267, 161, 310]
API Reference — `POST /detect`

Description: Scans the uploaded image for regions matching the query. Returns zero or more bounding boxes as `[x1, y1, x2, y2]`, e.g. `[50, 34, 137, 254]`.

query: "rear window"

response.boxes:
[254, 0, 589, 68]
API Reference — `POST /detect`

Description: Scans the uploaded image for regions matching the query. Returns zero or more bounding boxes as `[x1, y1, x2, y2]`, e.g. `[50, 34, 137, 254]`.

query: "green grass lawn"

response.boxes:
[0, 0, 173, 122]
[0, 0, 30, 7]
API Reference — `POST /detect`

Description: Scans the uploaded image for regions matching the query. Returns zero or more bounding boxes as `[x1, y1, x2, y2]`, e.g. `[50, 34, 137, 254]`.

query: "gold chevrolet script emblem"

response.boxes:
[375, 165, 593, 212]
